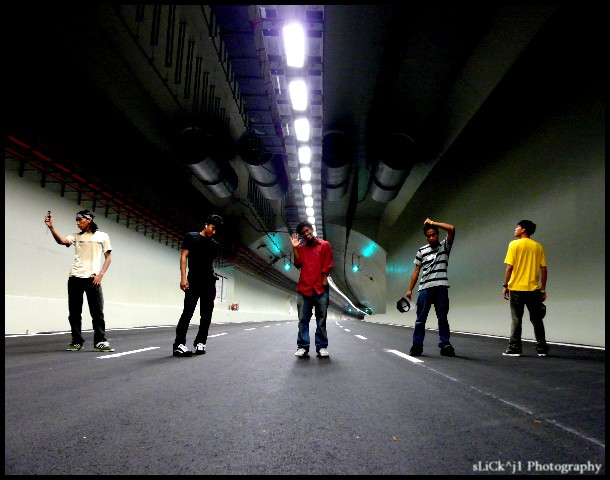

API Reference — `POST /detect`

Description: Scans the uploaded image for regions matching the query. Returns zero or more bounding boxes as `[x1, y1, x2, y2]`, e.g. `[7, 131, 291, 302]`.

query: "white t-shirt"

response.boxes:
[66, 231, 112, 278]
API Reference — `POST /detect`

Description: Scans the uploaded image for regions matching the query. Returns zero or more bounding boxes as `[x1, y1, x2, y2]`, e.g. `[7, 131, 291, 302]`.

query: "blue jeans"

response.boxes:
[296, 288, 329, 351]
[413, 286, 451, 347]
[174, 281, 216, 348]
[68, 276, 106, 345]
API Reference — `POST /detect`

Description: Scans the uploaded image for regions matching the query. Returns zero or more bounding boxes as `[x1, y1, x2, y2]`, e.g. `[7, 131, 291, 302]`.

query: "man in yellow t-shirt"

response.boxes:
[501, 220, 549, 357]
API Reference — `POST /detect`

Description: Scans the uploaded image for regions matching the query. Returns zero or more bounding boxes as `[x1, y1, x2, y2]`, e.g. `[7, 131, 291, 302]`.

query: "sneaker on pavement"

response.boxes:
[502, 348, 522, 357]
[317, 348, 329, 358]
[66, 343, 84, 351]
[194, 343, 206, 355]
[294, 348, 309, 357]
[440, 344, 455, 357]
[173, 344, 192, 357]
[93, 341, 114, 352]
[409, 344, 423, 356]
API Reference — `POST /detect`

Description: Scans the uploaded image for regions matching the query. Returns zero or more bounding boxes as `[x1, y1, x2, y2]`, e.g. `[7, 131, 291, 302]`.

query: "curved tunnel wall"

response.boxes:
[176, 126, 238, 198]
[368, 132, 416, 203]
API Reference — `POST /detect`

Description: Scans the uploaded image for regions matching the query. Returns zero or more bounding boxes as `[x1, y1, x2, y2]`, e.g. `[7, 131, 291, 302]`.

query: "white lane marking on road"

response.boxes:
[244, 328, 256, 331]
[97, 347, 160, 359]
[344, 329, 350, 332]
[355, 335, 367, 340]
[387, 349, 604, 448]
[386, 349, 424, 363]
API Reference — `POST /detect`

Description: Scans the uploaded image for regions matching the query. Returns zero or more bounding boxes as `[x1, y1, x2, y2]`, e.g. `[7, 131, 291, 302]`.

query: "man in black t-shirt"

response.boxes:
[173, 214, 223, 357]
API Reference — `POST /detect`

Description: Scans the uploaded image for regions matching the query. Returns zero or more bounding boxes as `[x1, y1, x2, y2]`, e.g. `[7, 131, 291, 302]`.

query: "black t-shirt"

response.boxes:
[181, 232, 219, 283]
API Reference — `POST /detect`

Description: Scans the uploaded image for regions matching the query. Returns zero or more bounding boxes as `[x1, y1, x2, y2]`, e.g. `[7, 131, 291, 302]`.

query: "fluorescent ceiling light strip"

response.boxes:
[283, 23, 305, 68]
[289, 79, 308, 111]
[299, 166, 311, 181]
[298, 145, 311, 164]
[294, 118, 310, 141]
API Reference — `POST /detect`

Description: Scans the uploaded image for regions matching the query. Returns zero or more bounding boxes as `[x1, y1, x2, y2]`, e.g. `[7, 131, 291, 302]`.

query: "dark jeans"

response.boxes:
[174, 281, 216, 348]
[508, 290, 548, 351]
[68, 276, 106, 345]
[413, 286, 451, 347]
[296, 288, 329, 351]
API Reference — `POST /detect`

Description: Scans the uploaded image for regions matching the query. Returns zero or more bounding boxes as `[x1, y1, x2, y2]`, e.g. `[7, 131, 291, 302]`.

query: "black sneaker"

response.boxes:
[409, 344, 423, 356]
[536, 347, 549, 357]
[173, 344, 193, 357]
[440, 344, 455, 357]
[502, 348, 523, 357]
[194, 343, 206, 355]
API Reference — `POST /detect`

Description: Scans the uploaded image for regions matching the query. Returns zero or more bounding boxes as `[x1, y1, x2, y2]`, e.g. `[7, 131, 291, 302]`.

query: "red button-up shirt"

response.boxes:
[295, 238, 334, 296]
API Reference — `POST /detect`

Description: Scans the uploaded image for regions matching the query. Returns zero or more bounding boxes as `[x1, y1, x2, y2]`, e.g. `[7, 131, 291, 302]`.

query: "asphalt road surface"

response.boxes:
[5, 318, 605, 475]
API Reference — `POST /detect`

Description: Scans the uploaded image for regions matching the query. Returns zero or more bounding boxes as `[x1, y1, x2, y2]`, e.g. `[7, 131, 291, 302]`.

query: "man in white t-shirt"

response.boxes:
[45, 209, 114, 352]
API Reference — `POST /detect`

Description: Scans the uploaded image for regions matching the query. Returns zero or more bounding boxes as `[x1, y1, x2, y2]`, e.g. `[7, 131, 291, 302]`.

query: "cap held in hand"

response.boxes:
[396, 297, 411, 313]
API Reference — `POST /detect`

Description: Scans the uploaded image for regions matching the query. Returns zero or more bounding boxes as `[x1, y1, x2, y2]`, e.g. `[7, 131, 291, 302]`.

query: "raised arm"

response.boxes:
[425, 218, 455, 245]
[44, 212, 71, 246]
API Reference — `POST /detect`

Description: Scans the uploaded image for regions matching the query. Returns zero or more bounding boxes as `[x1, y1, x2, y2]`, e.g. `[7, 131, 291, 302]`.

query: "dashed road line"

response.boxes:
[386, 348, 424, 363]
[97, 346, 160, 359]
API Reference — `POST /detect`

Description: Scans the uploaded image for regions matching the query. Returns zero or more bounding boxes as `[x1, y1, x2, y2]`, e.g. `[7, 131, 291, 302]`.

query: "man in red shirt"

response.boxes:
[290, 221, 334, 358]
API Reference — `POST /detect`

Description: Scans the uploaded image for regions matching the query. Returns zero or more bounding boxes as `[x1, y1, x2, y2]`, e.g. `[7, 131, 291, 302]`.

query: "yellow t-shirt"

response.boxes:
[504, 238, 546, 291]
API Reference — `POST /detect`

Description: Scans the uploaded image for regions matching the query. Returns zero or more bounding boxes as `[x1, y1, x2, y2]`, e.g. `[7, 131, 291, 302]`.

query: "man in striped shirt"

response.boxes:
[405, 218, 456, 357]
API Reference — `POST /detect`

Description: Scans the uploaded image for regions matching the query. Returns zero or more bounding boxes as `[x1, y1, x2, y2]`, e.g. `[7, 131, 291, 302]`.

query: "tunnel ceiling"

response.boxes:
[5, 4, 581, 314]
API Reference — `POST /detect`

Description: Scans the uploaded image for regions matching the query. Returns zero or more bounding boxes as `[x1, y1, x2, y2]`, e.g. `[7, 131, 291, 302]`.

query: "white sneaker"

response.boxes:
[173, 344, 192, 357]
[317, 348, 329, 357]
[93, 341, 115, 352]
[194, 343, 206, 355]
[294, 348, 308, 357]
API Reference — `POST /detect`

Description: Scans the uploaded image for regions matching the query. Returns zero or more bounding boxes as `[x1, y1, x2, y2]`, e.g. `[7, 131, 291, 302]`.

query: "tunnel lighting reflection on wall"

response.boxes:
[327, 277, 369, 316]
[283, 255, 292, 270]
[304, 196, 313, 207]
[302, 183, 312, 196]
[305, 207, 314, 216]
[283, 23, 305, 68]
[352, 253, 361, 272]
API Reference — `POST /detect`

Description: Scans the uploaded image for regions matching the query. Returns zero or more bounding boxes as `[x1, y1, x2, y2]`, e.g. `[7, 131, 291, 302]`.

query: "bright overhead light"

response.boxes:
[302, 183, 312, 196]
[294, 118, 310, 141]
[298, 145, 311, 164]
[299, 166, 311, 182]
[282, 23, 305, 68]
[306, 207, 314, 216]
[308, 216, 316, 224]
[304, 196, 313, 207]
[288, 79, 308, 111]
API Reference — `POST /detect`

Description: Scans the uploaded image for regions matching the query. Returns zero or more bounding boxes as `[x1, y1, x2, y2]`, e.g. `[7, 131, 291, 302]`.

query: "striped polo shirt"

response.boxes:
[414, 238, 452, 290]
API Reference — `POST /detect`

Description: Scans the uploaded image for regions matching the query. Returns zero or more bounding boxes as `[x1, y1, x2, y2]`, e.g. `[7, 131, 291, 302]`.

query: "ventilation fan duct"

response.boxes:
[321, 130, 351, 201]
[368, 132, 416, 203]
[176, 126, 238, 198]
[238, 130, 288, 200]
